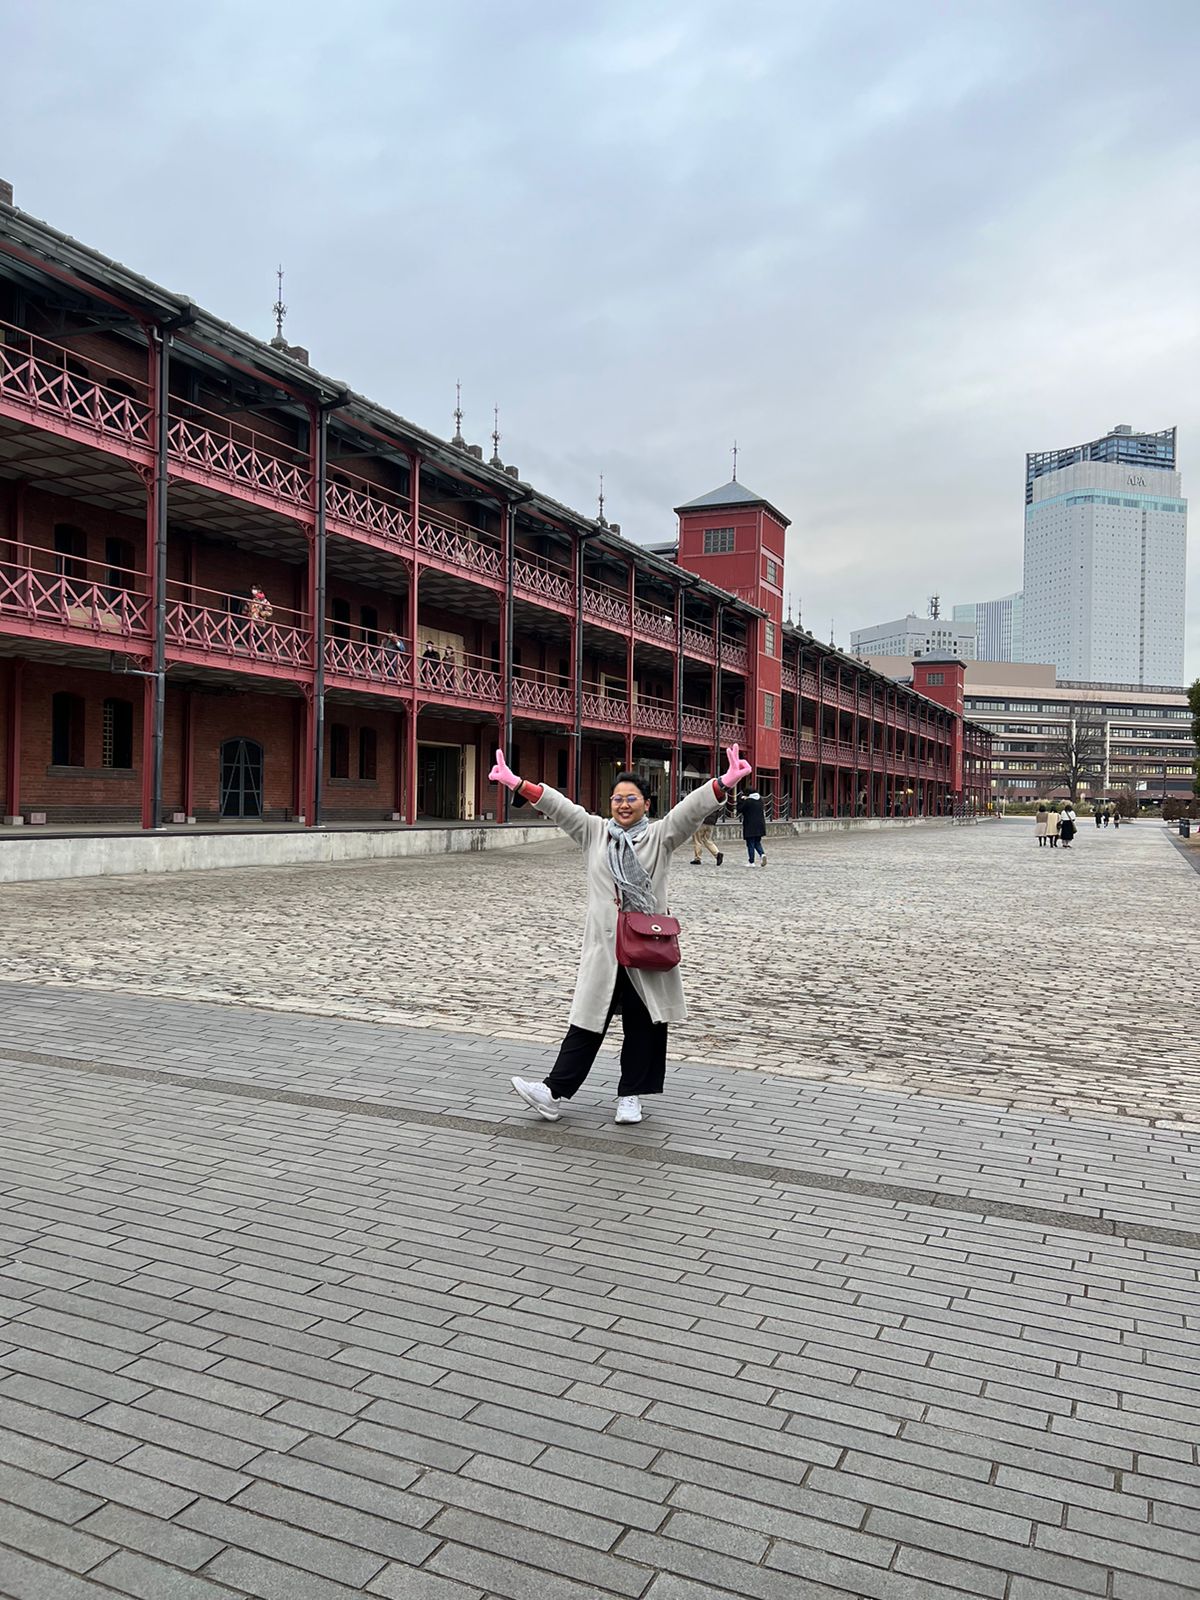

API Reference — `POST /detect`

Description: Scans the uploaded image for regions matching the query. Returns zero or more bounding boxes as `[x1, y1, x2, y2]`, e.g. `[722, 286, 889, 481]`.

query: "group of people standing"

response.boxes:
[1035, 804, 1076, 847]
[1036, 802, 1126, 847]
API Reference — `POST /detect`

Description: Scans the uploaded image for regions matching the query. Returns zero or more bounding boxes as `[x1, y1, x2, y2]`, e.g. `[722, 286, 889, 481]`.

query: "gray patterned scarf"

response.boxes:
[606, 816, 657, 914]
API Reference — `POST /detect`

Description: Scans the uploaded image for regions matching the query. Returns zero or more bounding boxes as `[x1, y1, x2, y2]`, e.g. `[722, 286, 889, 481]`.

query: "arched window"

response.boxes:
[102, 698, 134, 769]
[358, 728, 377, 781]
[51, 693, 85, 766]
[219, 739, 263, 819]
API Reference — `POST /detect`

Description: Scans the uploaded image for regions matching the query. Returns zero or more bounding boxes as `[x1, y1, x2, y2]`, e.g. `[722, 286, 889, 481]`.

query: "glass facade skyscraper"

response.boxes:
[1022, 424, 1186, 686]
[952, 593, 1024, 663]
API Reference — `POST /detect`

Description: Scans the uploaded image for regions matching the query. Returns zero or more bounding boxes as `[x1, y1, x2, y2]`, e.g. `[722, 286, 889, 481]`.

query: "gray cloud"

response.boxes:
[4, 0, 1198, 672]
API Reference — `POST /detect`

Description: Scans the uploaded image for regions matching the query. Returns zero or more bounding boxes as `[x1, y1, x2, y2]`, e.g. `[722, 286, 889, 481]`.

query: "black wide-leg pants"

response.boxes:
[544, 969, 669, 1100]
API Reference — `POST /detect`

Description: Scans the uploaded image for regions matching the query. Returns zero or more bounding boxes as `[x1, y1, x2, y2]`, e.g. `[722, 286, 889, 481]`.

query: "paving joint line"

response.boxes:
[5, 1044, 1199, 1251]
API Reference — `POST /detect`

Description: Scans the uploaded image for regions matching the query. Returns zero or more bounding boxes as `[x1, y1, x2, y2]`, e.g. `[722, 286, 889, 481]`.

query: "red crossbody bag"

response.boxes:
[614, 896, 682, 971]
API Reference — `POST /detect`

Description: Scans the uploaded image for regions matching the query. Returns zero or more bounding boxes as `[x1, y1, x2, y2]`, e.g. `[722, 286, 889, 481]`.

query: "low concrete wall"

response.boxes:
[0, 812, 979, 886]
[0, 822, 558, 885]
[713, 815, 974, 840]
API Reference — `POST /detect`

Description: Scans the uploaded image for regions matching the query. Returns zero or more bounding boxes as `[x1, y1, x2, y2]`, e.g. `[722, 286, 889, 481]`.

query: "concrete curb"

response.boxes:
[0, 820, 559, 884]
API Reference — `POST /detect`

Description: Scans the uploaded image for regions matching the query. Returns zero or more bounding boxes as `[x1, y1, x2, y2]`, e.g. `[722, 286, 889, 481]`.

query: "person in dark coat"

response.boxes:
[737, 788, 767, 867]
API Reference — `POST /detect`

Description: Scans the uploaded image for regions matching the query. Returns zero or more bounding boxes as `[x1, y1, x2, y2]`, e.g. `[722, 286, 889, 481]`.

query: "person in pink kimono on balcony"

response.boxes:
[495, 744, 752, 1126]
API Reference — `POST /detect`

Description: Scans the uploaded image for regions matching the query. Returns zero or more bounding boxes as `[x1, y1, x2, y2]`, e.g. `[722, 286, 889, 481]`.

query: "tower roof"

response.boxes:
[674, 480, 791, 526]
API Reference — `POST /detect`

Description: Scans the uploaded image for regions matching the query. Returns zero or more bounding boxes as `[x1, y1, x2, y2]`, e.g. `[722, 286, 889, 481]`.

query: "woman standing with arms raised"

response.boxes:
[493, 745, 752, 1125]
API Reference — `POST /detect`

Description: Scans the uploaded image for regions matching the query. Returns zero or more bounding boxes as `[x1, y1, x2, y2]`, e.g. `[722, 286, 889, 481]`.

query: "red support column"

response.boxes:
[406, 455, 422, 825]
[182, 690, 195, 820]
[401, 713, 412, 819]
[626, 564, 635, 773]
[3, 659, 21, 824]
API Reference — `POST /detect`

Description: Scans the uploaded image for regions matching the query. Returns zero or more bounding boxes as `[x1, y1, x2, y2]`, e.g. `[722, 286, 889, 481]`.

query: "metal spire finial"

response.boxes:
[786, 592, 794, 627]
[452, 381, 465, 447]
[830, 618, 836, 646]
[597, 474, 607, 528]
[731, 439, 739, 482]
[271, 266, 287, 346]
[490, 404, 502, 468]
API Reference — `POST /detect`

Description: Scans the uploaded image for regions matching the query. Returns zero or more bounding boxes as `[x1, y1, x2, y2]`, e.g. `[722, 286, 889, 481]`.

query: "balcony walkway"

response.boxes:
[1, 821, 1194, 1599]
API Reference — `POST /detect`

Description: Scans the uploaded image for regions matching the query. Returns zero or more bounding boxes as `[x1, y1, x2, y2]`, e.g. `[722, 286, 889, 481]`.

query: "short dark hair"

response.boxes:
[611, 771, 648, 799]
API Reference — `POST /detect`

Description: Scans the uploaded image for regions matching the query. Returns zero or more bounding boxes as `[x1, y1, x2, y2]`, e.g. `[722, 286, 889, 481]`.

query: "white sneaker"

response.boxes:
[510, 1077, 561, 1121]
[615, 1096, 643, 1125]
[745, 860, 755, 868]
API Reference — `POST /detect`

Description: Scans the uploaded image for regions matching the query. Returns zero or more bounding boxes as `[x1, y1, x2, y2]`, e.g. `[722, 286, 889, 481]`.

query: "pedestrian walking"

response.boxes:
[1060, 805, 1077, 848]
[501, 744, 752, 1126]
[1103, 809, 1111, 827]
[1048, 808, 1061, 848]
[737, 788, 767, 867]
[690, 804, 725, 866]
[1035, 805, 1049, 846]
[1113, 810, 1121, 830]
[1095, 807, 1103, 829]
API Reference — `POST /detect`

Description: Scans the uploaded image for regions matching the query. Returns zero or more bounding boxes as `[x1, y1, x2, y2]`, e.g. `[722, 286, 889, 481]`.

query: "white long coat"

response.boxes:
[533, 781, 721, 1032]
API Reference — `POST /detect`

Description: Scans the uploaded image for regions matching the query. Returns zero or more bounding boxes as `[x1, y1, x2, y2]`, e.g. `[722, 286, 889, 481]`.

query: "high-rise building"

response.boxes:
[1022, 424, 1186, 685]
[850, 613, 977, 660]
[952, 592, 1023, 663]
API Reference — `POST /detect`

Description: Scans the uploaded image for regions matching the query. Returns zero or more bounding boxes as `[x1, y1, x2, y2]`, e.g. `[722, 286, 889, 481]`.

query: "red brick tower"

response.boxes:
[674, 480, 789, 777]
[912, 651, 966, 797]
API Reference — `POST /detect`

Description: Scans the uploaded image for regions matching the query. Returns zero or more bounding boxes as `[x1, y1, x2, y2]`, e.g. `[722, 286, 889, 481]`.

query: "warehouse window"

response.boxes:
[703, 527, 734, 554]
[51, 692, 85, 766]
[330, 723, 350, 779]
[101, 698, 134, 769]
[358, 728, 377, 781]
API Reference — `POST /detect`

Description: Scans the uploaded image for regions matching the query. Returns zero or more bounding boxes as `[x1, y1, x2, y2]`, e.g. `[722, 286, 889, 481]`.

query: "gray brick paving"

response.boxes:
[0, 820, 1198, 1597]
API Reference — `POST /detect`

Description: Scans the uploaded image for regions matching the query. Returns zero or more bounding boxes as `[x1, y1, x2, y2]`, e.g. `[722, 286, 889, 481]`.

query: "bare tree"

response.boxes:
[1044, 711, 1106, 804]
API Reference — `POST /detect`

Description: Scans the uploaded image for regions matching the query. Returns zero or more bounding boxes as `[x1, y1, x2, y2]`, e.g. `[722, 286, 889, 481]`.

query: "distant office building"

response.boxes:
[1023, 424, 1186, 686]
[863, 657, 1195, 804]
[952, 593, 1023, 663]
[850, 613, 976, 661]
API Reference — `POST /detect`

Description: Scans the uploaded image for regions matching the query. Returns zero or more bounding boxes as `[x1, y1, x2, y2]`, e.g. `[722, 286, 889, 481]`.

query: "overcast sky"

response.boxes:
[4, 0, 1199, 676]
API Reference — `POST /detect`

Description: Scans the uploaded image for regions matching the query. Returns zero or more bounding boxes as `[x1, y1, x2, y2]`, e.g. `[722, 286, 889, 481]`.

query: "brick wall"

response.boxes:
[17, 660, 144, 822]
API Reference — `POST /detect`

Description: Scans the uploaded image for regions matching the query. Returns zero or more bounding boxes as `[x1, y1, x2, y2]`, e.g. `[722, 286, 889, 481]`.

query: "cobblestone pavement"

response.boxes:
[0, 987, 1198, 1600]
[1, 818, 1197, 1124]
[1, 819, 1198, 1600]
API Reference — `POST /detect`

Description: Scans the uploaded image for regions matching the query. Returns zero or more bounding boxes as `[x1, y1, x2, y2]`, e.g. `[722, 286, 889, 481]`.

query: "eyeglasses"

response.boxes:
[611, 797, 639, 807]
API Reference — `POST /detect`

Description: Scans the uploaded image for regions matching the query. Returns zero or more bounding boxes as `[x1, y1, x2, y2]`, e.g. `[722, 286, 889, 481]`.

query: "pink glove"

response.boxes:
[489, 749, 521, 791]
[721, 744, 752, 790]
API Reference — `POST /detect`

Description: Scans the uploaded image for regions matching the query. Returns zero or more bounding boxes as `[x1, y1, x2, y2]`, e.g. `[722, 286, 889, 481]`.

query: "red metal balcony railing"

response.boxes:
[0, 552, 151, 638]
[780, 729, 798, 759]
[0, 319, 153, 453]
[719, 717, 747, 744]
[165, 581, 313, 668]
[582, 581, 631, 630]
[682, 623, 715, 661]
[325, 631, 413, 686]
[800, 670, 819, 697]
[582, 684, 629, 727]
[325, 470, 413, 549]
[720, 640, 749, 672]
[681, 706, 715, 742]
[415, 510, 502, 582]
[513, 551, 574, 608]
[512, 665, 573, 717]
[168, 401, 313, 508]
[797, 732, 818, 760]
[633, 695, 676, 735]
[633, 601, 676, 645]
[781, 664, 798, 693]
[416, 648, 502, 704]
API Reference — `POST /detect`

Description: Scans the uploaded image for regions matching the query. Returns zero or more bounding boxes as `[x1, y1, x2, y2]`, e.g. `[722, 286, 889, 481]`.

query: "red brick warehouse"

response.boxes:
[0, 182, 992, 829]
